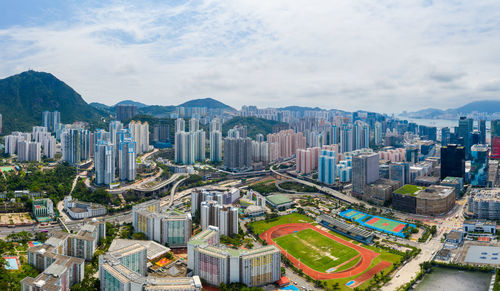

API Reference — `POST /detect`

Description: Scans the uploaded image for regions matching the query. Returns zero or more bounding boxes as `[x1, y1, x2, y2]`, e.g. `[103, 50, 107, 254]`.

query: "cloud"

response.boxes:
[0, 0, 500, 113]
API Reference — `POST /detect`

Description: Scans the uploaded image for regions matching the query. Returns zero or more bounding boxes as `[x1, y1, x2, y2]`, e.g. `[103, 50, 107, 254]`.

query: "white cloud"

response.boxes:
[0, 0, 500, 113]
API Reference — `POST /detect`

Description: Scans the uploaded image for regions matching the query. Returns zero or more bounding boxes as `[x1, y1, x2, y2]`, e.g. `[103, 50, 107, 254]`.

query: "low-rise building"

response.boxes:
[63, 195, 107, 219]
[266, 194, 294, 210]
[445, 230, 464, 249]
[463, 220, 496, 235]
[392, 184, 455, 215]
[364, 178, 400, 206]
[32, 198, 54, 222]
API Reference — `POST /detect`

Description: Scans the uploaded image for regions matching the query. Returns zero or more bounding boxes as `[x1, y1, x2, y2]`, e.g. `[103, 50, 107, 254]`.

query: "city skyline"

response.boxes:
[1, 1, 500, 113]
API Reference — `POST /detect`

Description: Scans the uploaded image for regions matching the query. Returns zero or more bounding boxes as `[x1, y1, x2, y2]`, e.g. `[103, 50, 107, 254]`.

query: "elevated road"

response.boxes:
[269, 165, 367, 206]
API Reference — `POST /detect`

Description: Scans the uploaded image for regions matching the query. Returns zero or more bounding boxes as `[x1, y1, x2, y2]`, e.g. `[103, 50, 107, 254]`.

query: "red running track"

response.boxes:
[351, 261, 392, 288]
[260, 223, 381, 280]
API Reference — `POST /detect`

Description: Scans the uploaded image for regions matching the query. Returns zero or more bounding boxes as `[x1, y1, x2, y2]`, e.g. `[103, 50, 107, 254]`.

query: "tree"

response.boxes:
[131, 232, 147, 240]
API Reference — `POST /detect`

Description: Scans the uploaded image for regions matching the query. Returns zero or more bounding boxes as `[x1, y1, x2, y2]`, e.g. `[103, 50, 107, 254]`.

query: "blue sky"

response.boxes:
[1, 0, 500, 113]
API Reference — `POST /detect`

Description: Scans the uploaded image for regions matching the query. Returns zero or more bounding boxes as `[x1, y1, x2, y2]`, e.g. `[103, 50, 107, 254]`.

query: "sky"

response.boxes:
[1, 0, 500, 113]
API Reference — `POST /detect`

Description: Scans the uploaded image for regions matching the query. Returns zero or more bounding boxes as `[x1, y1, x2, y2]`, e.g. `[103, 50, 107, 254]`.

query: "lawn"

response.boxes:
[323, 234, 402, 291]
[393, 184, 425, 196]
[273, 229, 359, 273]
[249, 213, 313, 235]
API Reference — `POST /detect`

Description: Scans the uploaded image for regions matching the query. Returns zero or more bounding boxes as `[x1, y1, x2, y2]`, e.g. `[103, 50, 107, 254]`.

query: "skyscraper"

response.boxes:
[340, 124, 353, 153]
[153, 123, 170, 143]
[95, 140, 115, 186]
[441, 127, 451, 146]
[62, 128, 92, 164]
[175, 125, 206, 165]
[42, 111, 60, 132]
[389, 162, 410, 187]
[374, 122, 383, 146]
[352, 153, 379, 199]
[457, 117, 473, 159]
[223, 137, 252, 171]
[470, 144, 489, 187]
[440, 144, 465, 180]
[129, 121, 149, 154]
[318, 150, 336, 185]
[479, 120, 486, 144]
[209, 118, 222, 162]
[118, 139, 136, 182]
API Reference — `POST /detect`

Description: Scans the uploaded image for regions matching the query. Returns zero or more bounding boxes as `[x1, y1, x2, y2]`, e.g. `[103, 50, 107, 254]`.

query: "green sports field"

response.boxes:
[273, 228, 359, 273]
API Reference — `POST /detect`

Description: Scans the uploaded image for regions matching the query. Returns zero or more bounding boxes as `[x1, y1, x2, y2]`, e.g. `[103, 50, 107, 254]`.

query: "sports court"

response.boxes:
[339, 209, 415, 238]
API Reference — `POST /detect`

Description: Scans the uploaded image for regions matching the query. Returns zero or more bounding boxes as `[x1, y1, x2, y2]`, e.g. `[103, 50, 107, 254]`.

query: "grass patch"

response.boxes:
[274, 229, 359, 272]
[393, 184, 426, 196]
[248, 213, 313, 235]
[335, 255, 362, 273]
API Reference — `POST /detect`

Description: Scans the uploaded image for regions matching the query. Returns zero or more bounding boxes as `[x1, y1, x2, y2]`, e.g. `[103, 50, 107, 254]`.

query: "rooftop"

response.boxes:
[393, 184, 426, 196]
[267, 194, 292, 205]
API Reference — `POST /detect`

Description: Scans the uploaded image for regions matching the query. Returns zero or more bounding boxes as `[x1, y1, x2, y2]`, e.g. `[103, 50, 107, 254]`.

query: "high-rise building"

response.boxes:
[129, 121, 149, 154]
[42, 134, 57, 158]
[17, 140, 41, 162]
[99, 238, 202, 291]
[374, 121, 383, 146]
[440, 144, 466, 180]
[389, 162, 410, 187]
[61, 128, 92, 164]
[109, 120, 123, 146]
[153, 123, 170, 143]
[176, 118, 186, 132]
[470, 144, 489, 187]
[479, 120, 486, 144]
[352, 153, 379, 199]
[118, 138, 136, 182]
[457, 117, 473, 159]
[42, 111, 61, 132]
[266, 129, 306, 159]
[95, 140, 115, 186]
[318, 150, 336, 185]
[22, 220, 105, 291]
[132, 200, 192, 247]
[209, 118, 222, 162]
[189, 118, 200, 132]
[223, 137, 252, 171]
[188, 227, 281, 287]
[441, 127, 451, 146]
[340, 124, 353, 153]
[200, 200, 239, 236]
[492, 120, 500, 139]
[115, 104, 137, 121]
[405, 144, 419, 164]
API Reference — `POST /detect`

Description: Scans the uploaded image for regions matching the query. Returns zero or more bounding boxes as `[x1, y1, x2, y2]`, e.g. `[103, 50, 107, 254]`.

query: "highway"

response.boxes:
[269, 164, 369, 206]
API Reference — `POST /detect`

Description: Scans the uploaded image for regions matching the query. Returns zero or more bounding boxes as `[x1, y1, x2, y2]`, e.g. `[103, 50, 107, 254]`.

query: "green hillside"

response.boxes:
[222, 116, 289, 139]
[0, 71, 106, 133]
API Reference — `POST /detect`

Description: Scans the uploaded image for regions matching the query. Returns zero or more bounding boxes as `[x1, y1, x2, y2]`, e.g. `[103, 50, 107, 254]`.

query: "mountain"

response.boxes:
[138, 105, 176, 117]
[115, 100, 148, 108]
[0, 71, 106, 133]
[401, 100, 500, 119]
[90, 102, 111, 112]
[454, 100, 500, 114]
[179, 98, 236, 111]
[222, 117, 289, 139]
